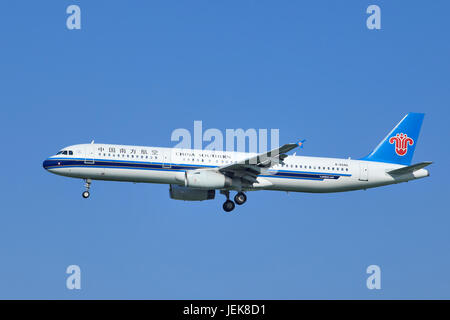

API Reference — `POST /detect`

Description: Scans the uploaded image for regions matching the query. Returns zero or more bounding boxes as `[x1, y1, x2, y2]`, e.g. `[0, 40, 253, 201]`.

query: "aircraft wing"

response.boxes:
[217, 141, 303, 185]
[387, 161, 432, 175]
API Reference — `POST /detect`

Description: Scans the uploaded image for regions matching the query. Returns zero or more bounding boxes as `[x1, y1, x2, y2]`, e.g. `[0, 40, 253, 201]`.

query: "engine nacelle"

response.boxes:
[185, 170, 232, 189]
[169, 185, 215, 201]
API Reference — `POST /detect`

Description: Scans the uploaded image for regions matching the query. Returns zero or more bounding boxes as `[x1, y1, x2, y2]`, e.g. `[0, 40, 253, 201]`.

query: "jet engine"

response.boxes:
[169, 185, 215, 201]
[183, 170, 232, 189]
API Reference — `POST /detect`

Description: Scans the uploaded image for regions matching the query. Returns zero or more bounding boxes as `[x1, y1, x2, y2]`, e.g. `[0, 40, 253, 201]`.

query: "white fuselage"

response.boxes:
[42, 143, 429, 193]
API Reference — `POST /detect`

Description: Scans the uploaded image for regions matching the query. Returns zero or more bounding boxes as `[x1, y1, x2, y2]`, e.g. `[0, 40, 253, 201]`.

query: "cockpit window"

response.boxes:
[56, 150, 73, 155]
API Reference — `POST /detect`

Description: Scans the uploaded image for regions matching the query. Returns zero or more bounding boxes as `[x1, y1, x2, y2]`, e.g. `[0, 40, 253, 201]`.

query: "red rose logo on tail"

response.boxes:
[389, 133, 414, 156]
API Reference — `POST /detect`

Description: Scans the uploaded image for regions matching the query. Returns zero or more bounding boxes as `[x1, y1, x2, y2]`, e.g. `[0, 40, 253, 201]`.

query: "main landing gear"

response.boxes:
[234, 192, 247, 205]
[223, 200, 235, 212]
[220, 191, 247, 212]
[82, 179, 91, 198]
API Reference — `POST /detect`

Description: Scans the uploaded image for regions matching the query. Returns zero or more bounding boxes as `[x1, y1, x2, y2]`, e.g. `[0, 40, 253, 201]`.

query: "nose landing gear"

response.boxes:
[82, 179, 91, 198]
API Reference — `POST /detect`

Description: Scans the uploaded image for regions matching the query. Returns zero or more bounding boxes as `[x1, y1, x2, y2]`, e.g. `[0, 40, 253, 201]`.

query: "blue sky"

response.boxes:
[0, 1, 449, 299]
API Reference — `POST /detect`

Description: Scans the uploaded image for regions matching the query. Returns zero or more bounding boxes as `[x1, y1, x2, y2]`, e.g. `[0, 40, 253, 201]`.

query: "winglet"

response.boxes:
[297, 139, 306, 148]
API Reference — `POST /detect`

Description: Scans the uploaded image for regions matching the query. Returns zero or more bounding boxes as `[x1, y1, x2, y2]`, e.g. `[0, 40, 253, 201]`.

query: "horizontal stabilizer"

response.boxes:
[387, 161, 432, 175]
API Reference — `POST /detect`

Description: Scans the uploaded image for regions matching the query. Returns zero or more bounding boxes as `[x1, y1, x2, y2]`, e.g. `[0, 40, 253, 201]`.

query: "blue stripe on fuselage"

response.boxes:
[42, 157, 351, 181]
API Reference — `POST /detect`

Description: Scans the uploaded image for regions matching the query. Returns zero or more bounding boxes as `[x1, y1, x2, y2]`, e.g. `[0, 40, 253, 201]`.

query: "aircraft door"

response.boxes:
[359, 162, 368, 181]
[162, 149, 171, 168]
[84, 144, 95, 164]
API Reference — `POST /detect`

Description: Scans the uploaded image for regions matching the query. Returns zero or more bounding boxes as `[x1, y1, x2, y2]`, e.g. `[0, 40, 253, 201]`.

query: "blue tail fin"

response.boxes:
[360, 113, 425, 165]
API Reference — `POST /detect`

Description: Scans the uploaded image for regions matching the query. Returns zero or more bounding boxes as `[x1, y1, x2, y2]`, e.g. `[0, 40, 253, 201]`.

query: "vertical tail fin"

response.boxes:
[360, 113, 425, 165]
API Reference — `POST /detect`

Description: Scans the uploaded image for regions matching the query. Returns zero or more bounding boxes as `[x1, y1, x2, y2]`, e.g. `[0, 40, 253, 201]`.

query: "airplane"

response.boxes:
[42, 113, 431, 212]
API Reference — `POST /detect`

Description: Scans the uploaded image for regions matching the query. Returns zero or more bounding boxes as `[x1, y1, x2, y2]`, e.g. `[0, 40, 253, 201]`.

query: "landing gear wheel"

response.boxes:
[223, 200, 235, 212]
[82, 178, 92, 199]
[234, 192, 247, 205]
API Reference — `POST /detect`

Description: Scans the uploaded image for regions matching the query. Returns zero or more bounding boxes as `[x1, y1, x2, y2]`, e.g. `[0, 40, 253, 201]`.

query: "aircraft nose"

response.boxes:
[42, 159, 51, 170]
